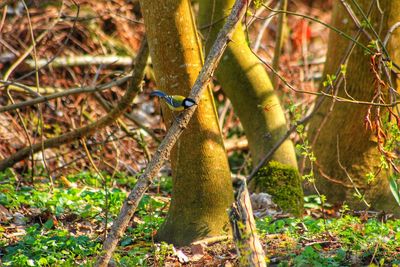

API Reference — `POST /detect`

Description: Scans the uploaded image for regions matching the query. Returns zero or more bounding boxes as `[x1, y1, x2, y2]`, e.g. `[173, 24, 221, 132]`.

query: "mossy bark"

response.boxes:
[308, 0, 400, 215]
[198, 0, 303, 215]
[139, 0, 233, 245]
[253, 161, 304, 216]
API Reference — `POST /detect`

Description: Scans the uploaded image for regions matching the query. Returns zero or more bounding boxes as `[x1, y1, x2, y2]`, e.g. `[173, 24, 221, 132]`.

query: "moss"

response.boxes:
[253, 161, 304, 217]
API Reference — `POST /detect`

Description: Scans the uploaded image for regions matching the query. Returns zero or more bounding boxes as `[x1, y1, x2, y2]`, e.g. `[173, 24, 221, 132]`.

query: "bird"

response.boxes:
[150, 90, 196, 111]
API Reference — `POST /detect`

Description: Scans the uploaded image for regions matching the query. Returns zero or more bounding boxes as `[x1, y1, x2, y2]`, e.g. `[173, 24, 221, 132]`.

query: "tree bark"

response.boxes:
[140, 0, 234, 245]
[198, 0, 303, 216]
[308, 0, 400, 214]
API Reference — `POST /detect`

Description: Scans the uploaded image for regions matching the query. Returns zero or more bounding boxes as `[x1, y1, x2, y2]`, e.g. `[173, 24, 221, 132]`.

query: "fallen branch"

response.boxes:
[0, 39, 149, 171]
[191, 235, 231, 246]
[25, 55, 134, 69]
[225, 136, 248, 152]
[94, 0, 249, 266]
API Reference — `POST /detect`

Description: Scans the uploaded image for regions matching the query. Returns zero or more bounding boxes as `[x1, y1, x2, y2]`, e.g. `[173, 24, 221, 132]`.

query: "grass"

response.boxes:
[0, 171, 399, 266]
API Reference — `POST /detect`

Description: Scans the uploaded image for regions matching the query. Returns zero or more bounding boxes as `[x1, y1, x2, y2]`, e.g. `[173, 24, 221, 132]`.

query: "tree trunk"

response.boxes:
[198, 0, 303, 216]
[139, 0, 234, 245]
[308, 0, 400, 215]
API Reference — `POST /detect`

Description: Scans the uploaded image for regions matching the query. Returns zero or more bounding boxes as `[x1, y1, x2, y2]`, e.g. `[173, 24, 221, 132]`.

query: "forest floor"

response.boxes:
[0, 172, 399, 266]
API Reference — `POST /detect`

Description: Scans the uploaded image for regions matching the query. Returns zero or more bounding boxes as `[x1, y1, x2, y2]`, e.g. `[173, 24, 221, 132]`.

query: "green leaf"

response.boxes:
[389, 175, 400, 206]
[38, 258, 48, 265]
[340, 64, 347, 75]
[44, 219, 54, 230]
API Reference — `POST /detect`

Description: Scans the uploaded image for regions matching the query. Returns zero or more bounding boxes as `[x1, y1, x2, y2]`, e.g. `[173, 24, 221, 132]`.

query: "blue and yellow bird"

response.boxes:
[150, 90, 196, 111]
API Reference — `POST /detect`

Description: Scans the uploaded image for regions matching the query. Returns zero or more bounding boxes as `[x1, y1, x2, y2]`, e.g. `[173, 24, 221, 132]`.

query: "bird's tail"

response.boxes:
[150, 90, 167, 98]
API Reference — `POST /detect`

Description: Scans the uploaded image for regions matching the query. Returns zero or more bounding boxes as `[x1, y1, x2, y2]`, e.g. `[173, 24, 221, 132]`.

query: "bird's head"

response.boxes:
[182, 98, 196, 109]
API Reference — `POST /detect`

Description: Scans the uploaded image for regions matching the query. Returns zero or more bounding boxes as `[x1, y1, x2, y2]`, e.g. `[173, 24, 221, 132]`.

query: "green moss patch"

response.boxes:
[253, 161, 304, 216]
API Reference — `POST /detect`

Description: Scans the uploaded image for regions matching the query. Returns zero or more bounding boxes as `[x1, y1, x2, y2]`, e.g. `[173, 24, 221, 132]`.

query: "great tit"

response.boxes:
[150, 90, 196, 111]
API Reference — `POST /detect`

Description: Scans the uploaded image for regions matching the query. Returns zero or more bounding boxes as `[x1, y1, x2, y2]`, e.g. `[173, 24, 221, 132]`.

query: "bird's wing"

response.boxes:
[150, 90, 167, 98]
[163, 95, 185, 108]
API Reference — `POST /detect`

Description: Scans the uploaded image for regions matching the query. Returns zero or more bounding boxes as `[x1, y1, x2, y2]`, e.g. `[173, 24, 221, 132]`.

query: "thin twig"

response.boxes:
[383, 22, 400, 47]
[81, 137, 109, 239]
[271, 0, 287, 87]
[21, 0, 53, 188]
[253, 17, 272, 53]
[336, 135, 370, 207]
[339, 0, 373, 40]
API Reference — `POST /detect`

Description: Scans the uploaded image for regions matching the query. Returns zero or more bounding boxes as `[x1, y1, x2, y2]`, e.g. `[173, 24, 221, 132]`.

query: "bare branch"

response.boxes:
[0, 75, 131, 113]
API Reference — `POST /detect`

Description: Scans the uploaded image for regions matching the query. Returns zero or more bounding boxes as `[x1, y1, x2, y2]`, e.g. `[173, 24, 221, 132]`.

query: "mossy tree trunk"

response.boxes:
[198, 0, 303, 216]
[139, 0, 234, 245]
[308, 0, 400, 214]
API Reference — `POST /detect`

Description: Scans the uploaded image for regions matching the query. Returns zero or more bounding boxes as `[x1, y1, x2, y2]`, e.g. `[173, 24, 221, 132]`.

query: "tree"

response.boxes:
[308, 0, 400, 214]
[198, 0, 303, 216]
[139, 0, 234, 245]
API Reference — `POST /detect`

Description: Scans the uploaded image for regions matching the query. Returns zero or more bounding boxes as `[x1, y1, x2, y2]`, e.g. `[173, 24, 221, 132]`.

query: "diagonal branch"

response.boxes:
[0, 75, 132, 113]
[94, 0, 249, 266]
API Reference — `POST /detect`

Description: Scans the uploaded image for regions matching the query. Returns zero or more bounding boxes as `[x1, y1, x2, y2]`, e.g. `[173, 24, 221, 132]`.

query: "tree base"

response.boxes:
[155, 207, 231, 246]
